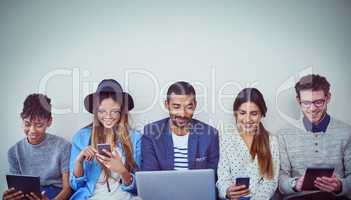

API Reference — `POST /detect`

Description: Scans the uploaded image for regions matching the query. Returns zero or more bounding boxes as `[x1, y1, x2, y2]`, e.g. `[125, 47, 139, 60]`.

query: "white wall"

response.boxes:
[1, 0, 350, 191]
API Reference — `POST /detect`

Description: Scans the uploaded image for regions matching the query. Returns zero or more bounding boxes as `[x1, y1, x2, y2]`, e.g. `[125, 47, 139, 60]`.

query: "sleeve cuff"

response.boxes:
[70, 172, 88, 190]
[121, 173, 136, 192]
[73, 174, 87, 182]
[280, 177, 298, 195]
[61, 167, 70, 173]
[335, 178, 349, 197]
[216, 181, 230, 200]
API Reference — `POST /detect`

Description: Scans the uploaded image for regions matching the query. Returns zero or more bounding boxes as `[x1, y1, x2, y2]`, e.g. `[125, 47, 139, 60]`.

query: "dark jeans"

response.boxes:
[284, 192, 349, 200]
[41, 185, 61, 200]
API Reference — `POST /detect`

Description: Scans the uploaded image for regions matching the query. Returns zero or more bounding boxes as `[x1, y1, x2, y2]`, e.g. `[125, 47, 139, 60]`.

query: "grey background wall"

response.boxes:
[1, 0, 350, 192]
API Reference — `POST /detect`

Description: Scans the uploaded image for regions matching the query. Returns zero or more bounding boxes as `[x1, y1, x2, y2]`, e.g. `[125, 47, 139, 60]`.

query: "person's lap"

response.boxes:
[41, 185, 61, 200]
[284, 191, 349, 200]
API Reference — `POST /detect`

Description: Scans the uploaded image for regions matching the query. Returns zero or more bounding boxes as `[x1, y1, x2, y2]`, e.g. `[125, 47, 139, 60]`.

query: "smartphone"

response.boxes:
[97, 144, 112, 158]
[236, 177, 250, 189]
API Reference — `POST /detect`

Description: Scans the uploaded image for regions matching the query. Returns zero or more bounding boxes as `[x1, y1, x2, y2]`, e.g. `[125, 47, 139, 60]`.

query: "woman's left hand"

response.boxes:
[96, 149, 128, 175]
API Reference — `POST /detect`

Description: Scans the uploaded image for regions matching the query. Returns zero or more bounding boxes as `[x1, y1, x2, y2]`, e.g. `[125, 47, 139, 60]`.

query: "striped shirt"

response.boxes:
[172, 133, 189, 170]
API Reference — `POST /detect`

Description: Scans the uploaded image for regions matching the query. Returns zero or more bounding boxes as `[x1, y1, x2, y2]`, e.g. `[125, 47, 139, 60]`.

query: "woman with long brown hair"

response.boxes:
[216, 88, 279, 200]
[69, 79, 141, 200]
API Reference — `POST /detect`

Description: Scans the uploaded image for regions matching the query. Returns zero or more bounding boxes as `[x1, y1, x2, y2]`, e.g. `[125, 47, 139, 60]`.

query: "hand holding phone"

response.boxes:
[226, 178, 250, 200]
[236, 177, 250, 189]
[97, 144, 112, 158]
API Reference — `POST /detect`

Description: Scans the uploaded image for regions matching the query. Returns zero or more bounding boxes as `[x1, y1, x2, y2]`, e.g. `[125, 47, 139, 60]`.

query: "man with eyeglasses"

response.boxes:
[278, 74, 351, 200]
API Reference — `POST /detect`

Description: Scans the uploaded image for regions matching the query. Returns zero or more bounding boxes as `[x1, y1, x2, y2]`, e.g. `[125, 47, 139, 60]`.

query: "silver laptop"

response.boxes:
[136, 169, 216, 200]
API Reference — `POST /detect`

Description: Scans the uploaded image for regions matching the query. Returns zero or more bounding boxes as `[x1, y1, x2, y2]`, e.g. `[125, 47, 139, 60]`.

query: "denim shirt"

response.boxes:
[69, 127, 141, 199]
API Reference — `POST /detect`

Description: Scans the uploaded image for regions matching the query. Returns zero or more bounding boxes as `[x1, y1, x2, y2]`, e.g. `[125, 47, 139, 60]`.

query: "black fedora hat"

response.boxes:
[84, 79, 134, 113]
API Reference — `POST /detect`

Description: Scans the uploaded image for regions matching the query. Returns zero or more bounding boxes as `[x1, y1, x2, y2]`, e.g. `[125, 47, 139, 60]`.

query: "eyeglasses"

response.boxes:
[300, 99, 326, 108]
[97, 109, 121, 117]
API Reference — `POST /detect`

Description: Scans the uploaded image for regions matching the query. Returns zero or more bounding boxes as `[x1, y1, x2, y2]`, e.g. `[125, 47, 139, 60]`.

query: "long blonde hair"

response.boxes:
[90, 93, 137, 182]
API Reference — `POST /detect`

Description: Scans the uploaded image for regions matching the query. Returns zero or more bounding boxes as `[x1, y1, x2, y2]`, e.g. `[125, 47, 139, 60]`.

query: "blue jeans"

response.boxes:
[41, 185, 61, 200]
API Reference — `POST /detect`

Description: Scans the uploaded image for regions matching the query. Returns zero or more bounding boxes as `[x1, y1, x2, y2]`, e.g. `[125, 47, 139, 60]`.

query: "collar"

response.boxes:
[303, 113, 330, 133]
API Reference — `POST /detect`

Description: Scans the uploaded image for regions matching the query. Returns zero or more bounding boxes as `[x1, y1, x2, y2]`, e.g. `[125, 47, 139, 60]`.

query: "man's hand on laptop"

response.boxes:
[314, 174, 342, 193]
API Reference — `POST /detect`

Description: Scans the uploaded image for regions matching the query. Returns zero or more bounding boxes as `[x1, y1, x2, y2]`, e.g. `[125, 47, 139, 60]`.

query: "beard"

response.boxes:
[170, 115, 192, 128]
[305, 109, 327, 124]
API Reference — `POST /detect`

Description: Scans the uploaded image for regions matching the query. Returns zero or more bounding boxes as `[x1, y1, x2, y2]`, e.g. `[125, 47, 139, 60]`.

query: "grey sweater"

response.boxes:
[278, 117, 351, 198]
[8, 133, 71, 187]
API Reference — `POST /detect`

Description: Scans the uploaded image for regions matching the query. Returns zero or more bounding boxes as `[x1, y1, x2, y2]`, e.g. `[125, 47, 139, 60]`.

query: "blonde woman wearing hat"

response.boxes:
[69, 79, 141, 200]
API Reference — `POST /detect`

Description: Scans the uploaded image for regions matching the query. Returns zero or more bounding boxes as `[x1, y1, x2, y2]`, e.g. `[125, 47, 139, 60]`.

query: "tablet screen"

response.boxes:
[6, 174, 41, 198]
[301, 167, 334, 191]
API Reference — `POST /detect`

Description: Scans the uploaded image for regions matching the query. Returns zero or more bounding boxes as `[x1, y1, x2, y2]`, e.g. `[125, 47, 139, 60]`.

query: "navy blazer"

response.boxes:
[141, 117, 219, 174]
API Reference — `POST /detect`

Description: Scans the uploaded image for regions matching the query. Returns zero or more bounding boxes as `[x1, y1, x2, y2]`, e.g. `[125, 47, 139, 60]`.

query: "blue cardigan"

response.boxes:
[141, 118, 219, 173]
[69, 127, 141, 199]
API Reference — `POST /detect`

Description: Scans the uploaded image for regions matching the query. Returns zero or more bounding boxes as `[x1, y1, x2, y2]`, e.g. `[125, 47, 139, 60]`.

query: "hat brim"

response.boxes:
[84, 91, 134, 113]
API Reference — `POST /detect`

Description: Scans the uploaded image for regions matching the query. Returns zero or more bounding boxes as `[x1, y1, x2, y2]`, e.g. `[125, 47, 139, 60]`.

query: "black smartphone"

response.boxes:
[97, 144, 112, 158]
[236, 177, 250, 189]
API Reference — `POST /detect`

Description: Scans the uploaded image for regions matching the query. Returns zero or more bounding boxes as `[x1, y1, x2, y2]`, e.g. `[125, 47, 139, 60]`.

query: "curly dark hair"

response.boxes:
[295, 74, 330, 98]
[20, 93, 52, 120]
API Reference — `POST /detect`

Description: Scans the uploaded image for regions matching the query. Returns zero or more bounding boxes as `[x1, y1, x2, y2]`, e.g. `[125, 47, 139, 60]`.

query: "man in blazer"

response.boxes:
[141, 81, 219, 173]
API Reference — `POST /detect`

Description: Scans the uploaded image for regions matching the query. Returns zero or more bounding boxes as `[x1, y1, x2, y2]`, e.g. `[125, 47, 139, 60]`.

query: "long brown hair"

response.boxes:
[90, 92, 137, 182]
[233, 88, 274, 179]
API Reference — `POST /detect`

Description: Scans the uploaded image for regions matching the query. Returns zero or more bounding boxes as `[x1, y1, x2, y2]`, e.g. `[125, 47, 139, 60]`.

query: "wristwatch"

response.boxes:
[119, 173, 133, 186]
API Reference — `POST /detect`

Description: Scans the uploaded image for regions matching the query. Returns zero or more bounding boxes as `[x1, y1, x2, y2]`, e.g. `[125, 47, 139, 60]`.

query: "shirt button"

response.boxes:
[315, 150, 319, 153]
[315, 143, 318, 146]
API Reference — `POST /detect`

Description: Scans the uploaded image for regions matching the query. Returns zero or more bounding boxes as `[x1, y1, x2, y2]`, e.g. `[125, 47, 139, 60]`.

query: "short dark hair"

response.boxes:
[166, 81, 196, 101]
[20, 93, 52, 120]
[295, 74, 330, 98]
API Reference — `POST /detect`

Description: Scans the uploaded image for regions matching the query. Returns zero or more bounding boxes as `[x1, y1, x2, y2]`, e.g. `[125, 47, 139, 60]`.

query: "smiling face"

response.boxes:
[235, 102, 262, 134]
[165, 94, 197, 129]
[297, 89, 330, 124]
[23, 117, 52, 145]
[97, 97, 122, 129]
